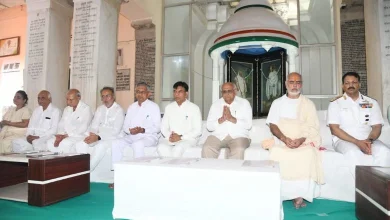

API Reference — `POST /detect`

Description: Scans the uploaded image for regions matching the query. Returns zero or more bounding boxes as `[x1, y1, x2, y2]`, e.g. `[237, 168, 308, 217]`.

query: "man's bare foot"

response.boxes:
[293, 197, 306, 209]
[108, 183, 114, 189]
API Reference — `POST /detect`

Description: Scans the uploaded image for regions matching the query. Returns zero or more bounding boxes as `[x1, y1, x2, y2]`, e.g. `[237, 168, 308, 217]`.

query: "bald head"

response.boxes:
[66, 89, 81, 109]
[285, 72, 302, 98]
[38, 90, 51, 110]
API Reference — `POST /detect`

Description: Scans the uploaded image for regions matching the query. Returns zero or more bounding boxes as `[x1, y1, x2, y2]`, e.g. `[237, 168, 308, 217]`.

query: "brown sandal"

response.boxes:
[108, 183, 114, 189]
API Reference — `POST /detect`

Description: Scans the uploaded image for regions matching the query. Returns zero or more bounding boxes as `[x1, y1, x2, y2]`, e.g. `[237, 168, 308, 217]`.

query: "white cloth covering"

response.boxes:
[111, 100, 161, 165]
[47, 101, 93, 153]
[12, 103, 61, 152]
[206, 96, 252, 140]
[327, 93, 390, 167]
[158, 100, 202, 157]
[266, 94, 299, 125]
[75, 102, 125, 170]
[266, 94, 321, 202]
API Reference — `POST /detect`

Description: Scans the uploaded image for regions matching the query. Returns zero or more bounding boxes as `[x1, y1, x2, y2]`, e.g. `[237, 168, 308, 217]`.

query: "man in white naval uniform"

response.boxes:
[157, 81, 202, 157]
[12, 90, 61, 152]
[47, 89, 93, 153]
[74, 87, 124, 171]
[109, 82, 161, 188]
[327, 72, 390, 170]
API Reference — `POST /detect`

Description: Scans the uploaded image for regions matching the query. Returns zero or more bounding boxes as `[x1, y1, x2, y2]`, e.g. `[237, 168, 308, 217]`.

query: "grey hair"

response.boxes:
[100, 86, 115, 95]
[136, 82, 151, 91]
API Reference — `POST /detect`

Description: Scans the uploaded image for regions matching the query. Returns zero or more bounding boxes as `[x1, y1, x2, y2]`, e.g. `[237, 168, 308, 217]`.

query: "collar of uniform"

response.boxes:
[342, 92, 362, 103]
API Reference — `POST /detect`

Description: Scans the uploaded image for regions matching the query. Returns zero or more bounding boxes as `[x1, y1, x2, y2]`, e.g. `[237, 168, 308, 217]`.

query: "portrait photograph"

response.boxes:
[230, 61, 253, 105]
[0, 37, 20, 58]
[260, 59, 283, 114]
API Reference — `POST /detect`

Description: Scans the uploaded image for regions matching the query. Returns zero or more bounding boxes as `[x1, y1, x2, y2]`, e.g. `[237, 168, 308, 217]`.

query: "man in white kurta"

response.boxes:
[47, 89, 93, 153]
[202, 82, 252, 160]
[327, 72, 390, 169]
[266, 72, 323, 209]
[13, 90, 61, 152]
[74, 87, 124, 171]
[111, 82, 161, 165]
[157, 81, 202, 157]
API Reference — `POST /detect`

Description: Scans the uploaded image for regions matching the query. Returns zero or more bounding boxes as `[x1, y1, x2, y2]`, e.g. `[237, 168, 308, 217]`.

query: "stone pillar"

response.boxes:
[364, 0, 383, 112]
[70, 0, 121, 111]
[25, 0, 73, 110]
[132, 18, 156, 100]
[211, 53, 220, 103]
[378, 0, 390, 117]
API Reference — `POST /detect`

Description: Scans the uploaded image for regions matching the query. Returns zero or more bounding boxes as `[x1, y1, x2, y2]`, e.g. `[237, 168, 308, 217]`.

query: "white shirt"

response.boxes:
[26, 103, 61, 138]
[266, 94, 300, 125]
[89, 102, 124, 140]
[122, 99, 161, 141]
[161, 100, 202, 141]
[327, 93, 384, 142]
[57, 101, 93, 137]
[207, 96, 252, 140]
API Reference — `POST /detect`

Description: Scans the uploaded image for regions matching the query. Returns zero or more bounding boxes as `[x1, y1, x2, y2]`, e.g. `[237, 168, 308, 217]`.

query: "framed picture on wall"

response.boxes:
[0, 37, 20, 58]
[259, 49, 287, 115]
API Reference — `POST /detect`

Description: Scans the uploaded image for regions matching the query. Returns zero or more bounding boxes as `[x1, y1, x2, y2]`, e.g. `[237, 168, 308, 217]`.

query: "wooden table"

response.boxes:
[0, 153, 90, 206]
[356, 166, 390, 220]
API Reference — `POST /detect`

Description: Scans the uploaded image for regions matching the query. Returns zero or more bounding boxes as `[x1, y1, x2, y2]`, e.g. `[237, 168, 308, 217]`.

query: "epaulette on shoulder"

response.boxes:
[330, 95, 343, 102]
[363, 94, 378, 102]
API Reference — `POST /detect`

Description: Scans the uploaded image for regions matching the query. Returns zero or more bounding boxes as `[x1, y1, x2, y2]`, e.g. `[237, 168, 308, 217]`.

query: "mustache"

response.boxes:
[348, 87, 355, 90]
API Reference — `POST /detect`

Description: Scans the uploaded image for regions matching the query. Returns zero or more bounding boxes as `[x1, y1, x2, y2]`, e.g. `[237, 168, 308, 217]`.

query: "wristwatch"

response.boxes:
[368, 138, 374, 143]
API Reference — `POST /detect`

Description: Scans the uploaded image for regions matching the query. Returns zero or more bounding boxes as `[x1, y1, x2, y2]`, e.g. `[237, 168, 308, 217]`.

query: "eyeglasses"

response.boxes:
[288, 81, 302, 85]
[221, 90, 234, 95]
[101, 94, 112, 99]
[136, 90, 148, 95]
[343, 81, 359, 86]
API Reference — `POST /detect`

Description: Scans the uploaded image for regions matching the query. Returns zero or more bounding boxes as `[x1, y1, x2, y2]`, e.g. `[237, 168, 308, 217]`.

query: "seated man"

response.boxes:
[112, 82, 160, 160]
[327, 72, 390, 169]
[157, 81, 202, 157]
[13, 90, 61, 152]
[75, 87, 124, 171]
[47, 89, 92, 153]
[265, 72, 324, 209]
[202, 82, 252, 160]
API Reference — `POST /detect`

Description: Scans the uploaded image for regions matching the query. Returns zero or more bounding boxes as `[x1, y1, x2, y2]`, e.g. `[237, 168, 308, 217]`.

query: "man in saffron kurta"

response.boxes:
[265, 72, 324, 209]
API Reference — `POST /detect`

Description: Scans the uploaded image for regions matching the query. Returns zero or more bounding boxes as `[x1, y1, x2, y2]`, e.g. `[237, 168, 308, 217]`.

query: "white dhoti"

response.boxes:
[12, 136, 53, 152]
[47, 136, 84, 153]
[334, 139, 390, 175]
[111, 135, 157, 167]
[157, 139, 197, 158]
[75, 140, 112, 171]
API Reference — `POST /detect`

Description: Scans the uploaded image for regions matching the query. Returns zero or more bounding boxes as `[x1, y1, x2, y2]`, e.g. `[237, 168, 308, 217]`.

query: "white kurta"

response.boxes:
[207, 96, 252, 140]
[12, 103, 61, 152]
[157, 100, 202, 157]
[112, 99, 161, 165]
[266, 94, 320, 202]
[327, 93, 390, 169]
[75, 102, 124, 170]
[47, 101, 92, 153]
